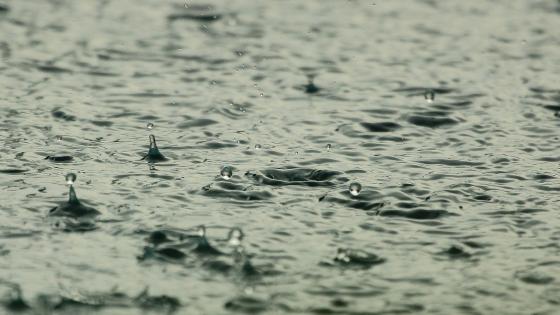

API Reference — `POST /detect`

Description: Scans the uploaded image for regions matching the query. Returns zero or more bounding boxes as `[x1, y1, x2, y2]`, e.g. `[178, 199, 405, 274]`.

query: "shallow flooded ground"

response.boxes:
[1, 0, 560, 314]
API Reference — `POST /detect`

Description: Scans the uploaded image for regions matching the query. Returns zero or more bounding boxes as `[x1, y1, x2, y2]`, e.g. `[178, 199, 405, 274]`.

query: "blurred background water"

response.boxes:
[1, 0, 560, 314]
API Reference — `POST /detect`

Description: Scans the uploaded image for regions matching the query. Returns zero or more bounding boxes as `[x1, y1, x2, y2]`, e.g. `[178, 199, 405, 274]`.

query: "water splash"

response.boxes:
[65, 173, 77, 185]
[142, 134, 167, 162]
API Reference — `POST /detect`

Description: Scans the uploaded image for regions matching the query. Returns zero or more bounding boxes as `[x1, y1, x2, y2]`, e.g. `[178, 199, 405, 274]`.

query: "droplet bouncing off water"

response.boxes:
[146, 122, 154, 130]
[349, 182, 362, 196]
[65, 173, 77, 185]
[220, 166, 233, 180]
[228, 227, 244, 247]
[424, 89, 435, 103]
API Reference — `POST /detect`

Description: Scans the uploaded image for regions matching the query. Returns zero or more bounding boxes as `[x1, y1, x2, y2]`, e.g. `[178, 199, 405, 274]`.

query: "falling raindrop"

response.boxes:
[220, 166, 233, 180]
[349, 182, 362, 196]
[254, 144, 262, 150]
[147, 122, 154, 130]
[55, 135, 63, 142]
[424, 90, 435, 103]
[65, 173, 77, 185]
[326, 143, 332, 150]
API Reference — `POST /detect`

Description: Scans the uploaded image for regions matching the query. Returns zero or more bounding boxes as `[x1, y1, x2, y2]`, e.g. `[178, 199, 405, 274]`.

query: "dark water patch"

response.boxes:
[135, 289, 181, 313]
[168, 13, 221, 23]
[360, 122, 401, 132]
[538, 156, 560, 162]
[0, 3, 9, 13]
[408, 113, 458, 128]
[393, 86, 455, 96]
[246, 168, 341, 187]
[473, 194, 492, 201]
[138, 246, 187, 262]
[51, 109, 76, 121]
[1, 284, 30, 312]
[437, 245, 472, 259]
[379, 209, 457, 220]
[90, 120, 113, 127]
[191, 140, 238, 149]
[177, 118, 218, 128]
[0, 169, 27, 174]
[534, 174, 555, 180]
[224, 295, 270, 313]
[321, 191, 384, 211]
[44, 155, 74, 162]
[199, 182, 274, 201]
[483, 208, 546, 216]
[84, 70, 119, 77]
[36, 64, 73, 73]
[418, 159, 483, 166]
[515, 271, 555, 285]
[534, 185, 560, 192]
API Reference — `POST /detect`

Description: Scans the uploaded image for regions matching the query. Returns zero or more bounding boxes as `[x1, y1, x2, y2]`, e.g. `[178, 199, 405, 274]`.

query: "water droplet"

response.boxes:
[424, 90, 435, 103]
[228, 227, 244, 246]
[220, 166, 233, 180]
[197, 225, 206, 237]
[349, 182, 362, 196]
[65, 173, 77, 185]
[55, 135, 63, 142]
[254, 144, 262, 150]
[326, 144, 332, 150]
[146, 122, 154, 130]
[259, 92, 264, 97]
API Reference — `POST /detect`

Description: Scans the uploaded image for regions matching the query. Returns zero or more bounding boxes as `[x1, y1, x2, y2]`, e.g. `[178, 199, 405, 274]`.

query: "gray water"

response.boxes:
[1, 0, 560, 314]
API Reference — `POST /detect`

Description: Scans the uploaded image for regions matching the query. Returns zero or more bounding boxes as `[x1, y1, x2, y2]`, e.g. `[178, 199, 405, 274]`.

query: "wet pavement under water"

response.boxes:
[1, 0, 560, 314]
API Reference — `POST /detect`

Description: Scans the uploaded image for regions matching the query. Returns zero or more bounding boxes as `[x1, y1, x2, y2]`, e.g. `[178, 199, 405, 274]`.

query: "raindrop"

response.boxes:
[326, 144, 332, 150]
[220, 166, 233, 180]
[424, 90, 435, 103]
[254, 144, 261, 150]
[228, 227, 244, 246]
[197, 225, 206, 237]
[55, 135, 63, 142]
[146, 122, 154, 130]
[259, 92, 264, 97]
[349, 182, 362, 196]
[65, 173, 77, 185]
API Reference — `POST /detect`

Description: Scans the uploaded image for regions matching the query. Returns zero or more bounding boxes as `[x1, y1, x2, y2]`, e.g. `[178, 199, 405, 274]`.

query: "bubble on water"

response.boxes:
[228, 227, 244, 246]
[349, 182, 362, 196]
[254, 144, 262, 150]
[55, 135, 63, 142]
[146, 122, 154, 130]
[221, 166, 233, 180]
[65, 173, 77, 185]
[326, 144, 331, 150]
[424, 90, 435, 103]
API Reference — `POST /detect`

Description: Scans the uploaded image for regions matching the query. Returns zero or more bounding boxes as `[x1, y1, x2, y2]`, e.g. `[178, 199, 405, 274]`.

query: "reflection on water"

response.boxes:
[1, 0, 560, 314]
